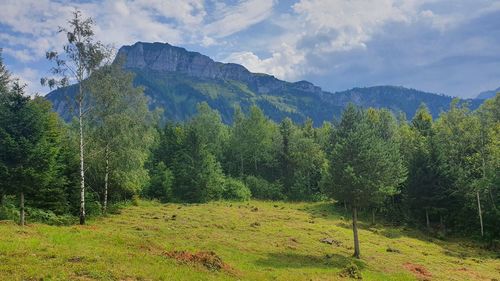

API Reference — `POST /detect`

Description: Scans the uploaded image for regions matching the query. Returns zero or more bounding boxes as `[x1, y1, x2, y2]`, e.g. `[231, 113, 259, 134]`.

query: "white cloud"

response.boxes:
[1, 0, 499, 97]
[224, 43, 308, 80]
[0, 0, 277, 94]
[204, 0, 276, 38]
[10, 67, 44, 96]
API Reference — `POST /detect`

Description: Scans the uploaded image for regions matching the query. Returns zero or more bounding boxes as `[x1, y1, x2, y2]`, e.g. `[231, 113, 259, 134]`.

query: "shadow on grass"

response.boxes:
[255, 252, 366, 270]
[299, 202, 497, 259]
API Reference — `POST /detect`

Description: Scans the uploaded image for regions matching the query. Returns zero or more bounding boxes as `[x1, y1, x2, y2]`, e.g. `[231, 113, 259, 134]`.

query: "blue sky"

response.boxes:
[1, 0, 499, 98]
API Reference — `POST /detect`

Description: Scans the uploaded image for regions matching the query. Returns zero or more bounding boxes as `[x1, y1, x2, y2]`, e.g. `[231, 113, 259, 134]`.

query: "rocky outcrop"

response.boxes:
[117, 42, 321, 95]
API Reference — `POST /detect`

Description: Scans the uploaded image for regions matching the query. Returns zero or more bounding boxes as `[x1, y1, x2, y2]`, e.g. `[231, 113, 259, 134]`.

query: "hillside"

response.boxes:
[477, 87, 500, 100]
[46, 42, 483, 124]
[0, 200, 498, 281]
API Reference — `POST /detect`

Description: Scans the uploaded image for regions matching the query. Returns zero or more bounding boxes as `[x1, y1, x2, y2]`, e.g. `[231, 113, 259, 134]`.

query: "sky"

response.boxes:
[1, 0, 499, 98]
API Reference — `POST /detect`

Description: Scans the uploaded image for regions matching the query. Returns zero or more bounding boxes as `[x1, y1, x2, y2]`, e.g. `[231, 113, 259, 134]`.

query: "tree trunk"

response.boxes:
[344, 201, 347, 213]
[371, 208, 375, 225]
[19, 192, 25, 226]
[425, 209, 430, 229]
[78, 91, 86, 225]
[476, 191, 484, 237]
[352, 206, 360, 259]
[103, 145, 109, 214]
[0, 191, 4, 206]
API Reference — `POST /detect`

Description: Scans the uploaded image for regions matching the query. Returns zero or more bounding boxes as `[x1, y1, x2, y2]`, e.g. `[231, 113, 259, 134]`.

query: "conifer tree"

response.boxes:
[327, 104, 406, 258]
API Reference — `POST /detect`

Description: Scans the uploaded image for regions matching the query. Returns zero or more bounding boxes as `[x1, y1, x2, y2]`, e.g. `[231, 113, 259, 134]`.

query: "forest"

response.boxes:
[0, 11, 499, 261]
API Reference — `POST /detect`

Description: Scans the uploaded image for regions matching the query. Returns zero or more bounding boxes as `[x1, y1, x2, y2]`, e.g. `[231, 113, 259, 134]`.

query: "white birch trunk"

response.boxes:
[78, 87, 86, 225]
[103, 145, 109, 214]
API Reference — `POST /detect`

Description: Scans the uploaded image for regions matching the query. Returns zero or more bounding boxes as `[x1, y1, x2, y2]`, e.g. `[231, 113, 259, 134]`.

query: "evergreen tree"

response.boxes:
[0, 82, 67, 224]
[172, 127, 225, 202]
[189, 102, 228, 162]
[326, 104, 406, 258]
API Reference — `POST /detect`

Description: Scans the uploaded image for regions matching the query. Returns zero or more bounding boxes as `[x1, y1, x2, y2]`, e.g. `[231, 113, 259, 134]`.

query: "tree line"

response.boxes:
[0, 11, 498, 258]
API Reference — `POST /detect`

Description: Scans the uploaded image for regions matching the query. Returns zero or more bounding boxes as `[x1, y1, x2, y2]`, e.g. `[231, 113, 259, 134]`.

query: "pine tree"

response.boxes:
[327, 104, 406, 258]
[0, 81, 67, 224]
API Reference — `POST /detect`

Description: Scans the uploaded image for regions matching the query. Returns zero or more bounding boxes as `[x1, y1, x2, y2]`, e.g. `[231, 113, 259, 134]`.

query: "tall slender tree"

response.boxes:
[42, 10, 108, 224]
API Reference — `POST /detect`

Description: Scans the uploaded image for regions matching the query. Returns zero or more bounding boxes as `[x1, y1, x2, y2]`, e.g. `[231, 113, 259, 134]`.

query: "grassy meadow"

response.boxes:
[0, 200, 498, 281]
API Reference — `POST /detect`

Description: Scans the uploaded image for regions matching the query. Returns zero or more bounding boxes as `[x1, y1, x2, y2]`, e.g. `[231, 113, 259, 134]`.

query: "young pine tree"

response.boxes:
[327, 104, 406, 258]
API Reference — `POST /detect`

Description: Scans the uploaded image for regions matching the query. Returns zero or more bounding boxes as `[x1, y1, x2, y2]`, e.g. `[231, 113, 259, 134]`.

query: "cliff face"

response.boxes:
[47, 42, 483, 124]
[117, 42, 321, 95]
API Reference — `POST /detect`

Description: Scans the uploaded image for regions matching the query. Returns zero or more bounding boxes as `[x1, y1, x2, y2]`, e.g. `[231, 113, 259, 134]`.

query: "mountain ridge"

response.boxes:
[476, 87, 500, 99]
[47, 42, 484, 124]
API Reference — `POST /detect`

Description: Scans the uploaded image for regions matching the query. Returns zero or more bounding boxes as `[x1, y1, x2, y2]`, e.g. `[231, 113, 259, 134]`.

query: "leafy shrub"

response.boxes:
[0, 201, 18, 221]
[222, 178, 251, 201]
[245, 176, 285, 200]
[106, 200, 132, 215]
[26, 207, 75, 225]
[339, 262, 362, 279]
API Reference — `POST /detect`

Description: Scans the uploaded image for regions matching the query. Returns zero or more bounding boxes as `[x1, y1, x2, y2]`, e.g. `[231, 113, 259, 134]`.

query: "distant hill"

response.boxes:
[47, 42, 484, 124]
[477, 87, 500, 99]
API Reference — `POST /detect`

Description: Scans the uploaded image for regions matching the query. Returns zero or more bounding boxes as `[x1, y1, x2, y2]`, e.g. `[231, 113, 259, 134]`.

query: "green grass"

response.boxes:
[0, 200, 498, 280]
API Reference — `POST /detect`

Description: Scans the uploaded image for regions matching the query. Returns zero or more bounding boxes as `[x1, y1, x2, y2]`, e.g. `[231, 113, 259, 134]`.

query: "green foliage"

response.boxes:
[326, 104, 406, 208]
[87, 63, 156, 203]
[165, 126, 225, 203]
[0, 78, 70, 219]
[245, 176, 285, 200]
[24, 207, 75, 226]
[339, 262, 363, 279]
[143, 162, 174, 202]
[222, 177, 251, 201]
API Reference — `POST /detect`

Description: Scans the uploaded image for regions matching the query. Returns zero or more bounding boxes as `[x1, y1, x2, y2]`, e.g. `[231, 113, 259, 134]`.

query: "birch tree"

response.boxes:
[42, 10, 108, 224]
[87, 62, 154, 213]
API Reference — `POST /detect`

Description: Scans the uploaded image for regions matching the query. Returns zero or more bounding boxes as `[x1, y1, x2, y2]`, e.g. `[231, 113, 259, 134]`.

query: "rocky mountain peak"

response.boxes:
[116, 42, 322, 95]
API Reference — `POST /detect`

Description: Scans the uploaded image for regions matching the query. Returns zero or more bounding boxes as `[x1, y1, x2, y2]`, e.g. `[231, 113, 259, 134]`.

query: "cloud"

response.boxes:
[224, 43, 307, 80]
[205, 0, 276, 38]
[1, 0, 499, 97]
[222, 0, 500, 97]
[0, 0, 277, 94]
[9, 67, 44, 96]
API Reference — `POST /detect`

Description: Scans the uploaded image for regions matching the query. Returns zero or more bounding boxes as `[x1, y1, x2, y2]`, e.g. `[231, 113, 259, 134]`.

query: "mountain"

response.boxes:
[47, 42, 484, 124]
[476, 87, 500, 99]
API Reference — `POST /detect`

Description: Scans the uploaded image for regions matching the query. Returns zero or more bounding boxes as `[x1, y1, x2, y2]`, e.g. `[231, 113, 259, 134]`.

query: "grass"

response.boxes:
[0, 200, 498, 280]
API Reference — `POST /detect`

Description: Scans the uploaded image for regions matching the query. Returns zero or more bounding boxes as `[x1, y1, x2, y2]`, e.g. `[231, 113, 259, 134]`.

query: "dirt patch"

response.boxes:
[165, 250, 235, 273]
[68, 256, 84, 263]
[320, 238, 342, 247]
[403, 262, 432, 280]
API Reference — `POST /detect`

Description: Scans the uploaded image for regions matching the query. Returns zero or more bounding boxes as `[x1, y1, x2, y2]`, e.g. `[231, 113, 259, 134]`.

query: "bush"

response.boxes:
[339, 262, 362, 279]
[0, 201, 18, 221]
[222, 178, 251, 201]
[245, 176, 285, 200]
[26, 207, 75, 225]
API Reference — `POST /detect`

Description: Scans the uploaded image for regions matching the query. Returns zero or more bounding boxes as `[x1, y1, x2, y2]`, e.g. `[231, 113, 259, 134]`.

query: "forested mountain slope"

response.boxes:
[46, 42, 483, 124]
